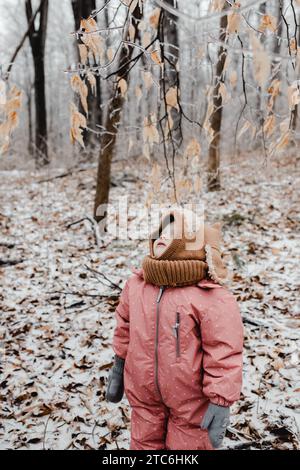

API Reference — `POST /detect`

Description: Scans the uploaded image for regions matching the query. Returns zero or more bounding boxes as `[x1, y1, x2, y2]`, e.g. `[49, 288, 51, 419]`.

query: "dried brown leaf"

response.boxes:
[118, 78, 128, 98]
[250, 33, 271, 88]
[150, 50, 161, 65]
[143, 115, 159, 144]
[287, 81, 300, 110]
[259, 15, 277, 33]
[227, 11, 241, 34]
[71, 75, 88, 115]
[87, 72, 97, 96]
[185, 138, 201, 159]
[165, 87, 179, 110]
[263, 114, 275, 137]
[78, 44, 88, 64]
[149, 8, 161, 29]
[70, 102, 87, 148]
[80, 18, 104, 63]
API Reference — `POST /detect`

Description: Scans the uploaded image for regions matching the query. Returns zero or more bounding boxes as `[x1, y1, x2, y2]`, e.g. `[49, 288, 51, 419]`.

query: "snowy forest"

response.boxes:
[0, 0, 299, 451]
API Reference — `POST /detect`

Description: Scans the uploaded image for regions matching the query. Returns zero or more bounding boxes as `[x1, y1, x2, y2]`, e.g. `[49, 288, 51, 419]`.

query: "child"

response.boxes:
[106, 208, 244, 450]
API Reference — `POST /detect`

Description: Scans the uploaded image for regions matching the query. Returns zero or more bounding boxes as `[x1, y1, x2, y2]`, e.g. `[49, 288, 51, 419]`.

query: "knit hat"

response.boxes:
[142, 207, 228, 287]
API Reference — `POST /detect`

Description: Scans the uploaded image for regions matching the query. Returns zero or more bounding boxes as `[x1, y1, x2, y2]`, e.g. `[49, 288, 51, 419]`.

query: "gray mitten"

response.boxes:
[105, 355, 125, 403]
[200, 403, 230, 449]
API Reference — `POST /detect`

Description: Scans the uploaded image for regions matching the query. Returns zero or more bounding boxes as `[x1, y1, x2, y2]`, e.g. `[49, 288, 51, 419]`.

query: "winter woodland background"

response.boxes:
[0, 0, 299, 450]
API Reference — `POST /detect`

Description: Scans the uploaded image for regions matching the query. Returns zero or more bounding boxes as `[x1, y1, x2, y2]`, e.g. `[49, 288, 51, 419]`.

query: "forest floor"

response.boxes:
[0, 152, 299, 450]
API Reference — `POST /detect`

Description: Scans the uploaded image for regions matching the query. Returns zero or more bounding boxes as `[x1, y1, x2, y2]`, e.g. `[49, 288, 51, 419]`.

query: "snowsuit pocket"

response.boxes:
[173, 308, 199, 361]
[173, 311, 181, 359]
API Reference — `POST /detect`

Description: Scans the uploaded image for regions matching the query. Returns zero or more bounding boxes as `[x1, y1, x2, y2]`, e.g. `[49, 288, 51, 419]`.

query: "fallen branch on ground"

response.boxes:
[84, 265, 122, 292]
[66, 216, 102, 247]
[0, 259, 24, 267]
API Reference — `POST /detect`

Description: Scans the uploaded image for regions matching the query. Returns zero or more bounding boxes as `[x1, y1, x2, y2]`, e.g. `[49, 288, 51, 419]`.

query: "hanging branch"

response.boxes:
[66, 0, 299, 219]
[234, 34, 248, 155]
[154, 0, 269, 23]
[157, 9, 178, 203]
[5, 2, 44, 80]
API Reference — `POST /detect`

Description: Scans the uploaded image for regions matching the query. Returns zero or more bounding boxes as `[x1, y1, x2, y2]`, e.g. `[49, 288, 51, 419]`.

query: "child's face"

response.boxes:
[153, 221, 175, 257]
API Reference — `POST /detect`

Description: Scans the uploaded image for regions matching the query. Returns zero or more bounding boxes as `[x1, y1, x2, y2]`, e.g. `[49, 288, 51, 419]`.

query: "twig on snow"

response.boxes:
[0, 259, 24, 267]
[242, 314, 270, 328]
[66, 216, 102, 247]
[47, 290, 119, 299]
[84, 265, 122, 292]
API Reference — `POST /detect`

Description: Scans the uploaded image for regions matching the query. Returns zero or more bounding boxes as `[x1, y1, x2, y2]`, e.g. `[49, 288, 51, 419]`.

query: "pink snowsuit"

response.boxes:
[113, 266, 244, 450]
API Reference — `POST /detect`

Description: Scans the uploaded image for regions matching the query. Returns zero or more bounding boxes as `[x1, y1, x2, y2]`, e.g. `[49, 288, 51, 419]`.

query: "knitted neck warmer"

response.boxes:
[142, 255, 208, 287]
[141, 208, 228, 287]
[142, 209, 208, 287]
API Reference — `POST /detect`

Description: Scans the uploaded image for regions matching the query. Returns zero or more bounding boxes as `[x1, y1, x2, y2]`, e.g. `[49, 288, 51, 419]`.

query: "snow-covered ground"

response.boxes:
[0, 154, 299, 450]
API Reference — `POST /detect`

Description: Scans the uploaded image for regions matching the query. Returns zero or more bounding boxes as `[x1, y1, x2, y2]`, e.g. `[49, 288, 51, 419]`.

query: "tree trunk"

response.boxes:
[256, 2, 266, 127]
[272, 1, 283, 62]
[25, 0, 49, 166]
[33, 54, 47, 160]
[27, 88, 33, 156]
[164, 0, 180, 139]
[94, 4, 142, 224]
[291, 13, 300, 133]
[71, 0, 102, 147]
[207, 5, 228, 191]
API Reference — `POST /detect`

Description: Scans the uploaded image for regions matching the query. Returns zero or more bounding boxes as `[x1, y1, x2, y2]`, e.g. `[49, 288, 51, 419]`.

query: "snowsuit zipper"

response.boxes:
[155, 285, 165, 401]
[173, 311, 181, 358]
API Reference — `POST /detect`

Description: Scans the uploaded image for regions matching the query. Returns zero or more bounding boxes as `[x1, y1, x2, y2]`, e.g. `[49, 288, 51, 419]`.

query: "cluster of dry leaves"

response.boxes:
[0, 83, 22, 155]
[70, 16, 102, 148]
[0, 152, 299, 450]
[69, 6, 164, 150]
[69, 0, 300, 166]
